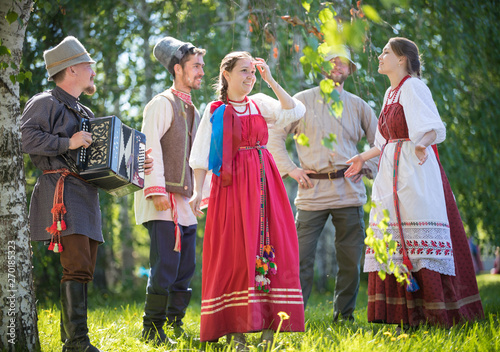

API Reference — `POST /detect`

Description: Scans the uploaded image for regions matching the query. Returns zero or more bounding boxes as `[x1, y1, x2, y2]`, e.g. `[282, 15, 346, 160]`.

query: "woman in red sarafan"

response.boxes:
[345, 37, 484, 328]
[189, 51, 305, 346]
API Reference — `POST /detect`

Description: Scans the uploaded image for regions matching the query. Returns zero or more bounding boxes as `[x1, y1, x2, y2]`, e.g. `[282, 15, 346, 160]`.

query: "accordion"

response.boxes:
[77, 115, 146, 197]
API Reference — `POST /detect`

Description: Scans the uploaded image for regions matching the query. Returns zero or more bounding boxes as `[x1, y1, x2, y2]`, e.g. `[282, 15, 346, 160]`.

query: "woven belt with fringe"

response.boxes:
[42, 168, 86, 253]
[239, 143, 277, 292]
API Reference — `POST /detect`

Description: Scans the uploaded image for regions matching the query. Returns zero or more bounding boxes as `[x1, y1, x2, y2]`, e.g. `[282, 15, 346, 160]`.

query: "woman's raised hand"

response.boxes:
[253, 57, 275, 86]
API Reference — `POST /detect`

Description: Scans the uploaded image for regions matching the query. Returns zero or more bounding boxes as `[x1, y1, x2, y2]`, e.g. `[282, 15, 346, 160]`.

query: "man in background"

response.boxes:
[268, 46, 378, 322]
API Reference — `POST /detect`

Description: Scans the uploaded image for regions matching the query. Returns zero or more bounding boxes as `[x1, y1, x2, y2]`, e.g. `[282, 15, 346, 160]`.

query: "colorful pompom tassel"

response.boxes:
[401, 263, 419, 292]
[406, 274, 420, 292]
[255, 245, 277, 292]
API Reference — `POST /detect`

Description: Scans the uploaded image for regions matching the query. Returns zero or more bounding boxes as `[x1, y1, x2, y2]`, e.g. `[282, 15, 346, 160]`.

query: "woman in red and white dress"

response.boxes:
[189, 52, 305, 346]
[345, 37, 484, 327]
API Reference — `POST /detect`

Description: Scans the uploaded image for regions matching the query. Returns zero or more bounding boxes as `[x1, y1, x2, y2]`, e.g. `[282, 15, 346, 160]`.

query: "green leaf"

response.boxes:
[16, 72, 25, 83]
[381, 0, 409, 9]
[0, 45, 12, 56]
[6, 10, 19, 25]
[319, 78, 334, 96]
[24, 71, 33, 81]
[321, 133, 337, 150]
[317, 42, 331, 57]
[294, 133, 310, 147]
[10, 74, 16, 84]
[382, 209, 390, 219]
[302, 45, 319, 63]
[330, 100, 344, 118]
[343, 20, 366, 50]
[318, 8, 334, 24]
[301, 0, 310, 12]
[362, 5, 382, 23]
[378, 270, 386, 281]
[44, 2, 53, 13]
[321, 20, 342, 47]
[299, 54, 310, 65]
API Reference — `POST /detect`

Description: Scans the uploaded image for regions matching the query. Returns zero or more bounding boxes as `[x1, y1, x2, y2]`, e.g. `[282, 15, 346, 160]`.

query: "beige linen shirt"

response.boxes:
[134, 85, 197, 227]
[267, 87, 378, 211]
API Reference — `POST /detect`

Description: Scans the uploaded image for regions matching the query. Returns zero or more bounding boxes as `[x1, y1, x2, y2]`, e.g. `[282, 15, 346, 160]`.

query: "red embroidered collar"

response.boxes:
[171, 88, 193, 105]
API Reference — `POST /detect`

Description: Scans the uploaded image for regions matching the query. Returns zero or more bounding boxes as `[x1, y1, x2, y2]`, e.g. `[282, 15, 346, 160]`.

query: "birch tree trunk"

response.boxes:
[0, 0, 40, 350]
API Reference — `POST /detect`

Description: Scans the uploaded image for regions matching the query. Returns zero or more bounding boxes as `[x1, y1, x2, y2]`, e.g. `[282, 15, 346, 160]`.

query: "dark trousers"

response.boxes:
[296, 206, 365, 319]
[60, 234, 99, 283]
[144, 220, 196, 295]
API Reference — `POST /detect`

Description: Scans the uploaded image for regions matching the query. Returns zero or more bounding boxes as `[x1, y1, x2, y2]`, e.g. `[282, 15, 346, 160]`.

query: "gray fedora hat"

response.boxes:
[44, 36, 95, 81]
[153, 36, 195, 75]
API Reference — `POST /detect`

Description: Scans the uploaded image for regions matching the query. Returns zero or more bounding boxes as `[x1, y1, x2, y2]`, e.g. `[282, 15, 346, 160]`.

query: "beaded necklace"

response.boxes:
[383, 75, 411, 115]
[228, 96, 251, 115]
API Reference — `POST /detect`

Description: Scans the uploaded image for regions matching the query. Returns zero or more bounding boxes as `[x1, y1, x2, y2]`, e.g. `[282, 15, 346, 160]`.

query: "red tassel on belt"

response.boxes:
[43, 168, 85, 253]
[169, 193, 182, 252]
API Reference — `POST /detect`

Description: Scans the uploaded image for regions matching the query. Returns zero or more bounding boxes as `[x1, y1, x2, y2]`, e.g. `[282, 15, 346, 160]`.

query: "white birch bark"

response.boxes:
[0, 0, 40, 350]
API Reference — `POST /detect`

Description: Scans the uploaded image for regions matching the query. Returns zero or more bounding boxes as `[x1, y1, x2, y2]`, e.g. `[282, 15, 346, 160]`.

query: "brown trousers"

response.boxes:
[60, 234, 99, 283]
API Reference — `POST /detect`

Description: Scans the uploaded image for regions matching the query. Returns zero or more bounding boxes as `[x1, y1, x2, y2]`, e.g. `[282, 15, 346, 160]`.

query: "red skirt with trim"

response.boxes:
[200, 114, 304, 342]
[367, 162, 484, 327]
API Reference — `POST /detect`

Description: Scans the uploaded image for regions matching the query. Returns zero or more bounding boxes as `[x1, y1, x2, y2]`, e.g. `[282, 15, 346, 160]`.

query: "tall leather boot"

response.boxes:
[60, 311, 67, 343]
[61, 281, 100, 352]
[142, 293, 176, 345]
[166, 290, 192, 337]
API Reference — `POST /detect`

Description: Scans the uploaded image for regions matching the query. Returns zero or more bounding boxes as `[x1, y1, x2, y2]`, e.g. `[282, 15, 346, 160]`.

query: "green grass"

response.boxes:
[37, 274, 500, 351]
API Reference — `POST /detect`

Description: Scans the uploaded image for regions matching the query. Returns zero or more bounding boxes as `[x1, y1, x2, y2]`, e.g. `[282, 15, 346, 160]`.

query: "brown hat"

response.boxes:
[153, 36, 195, 75]
[44, 36, 95, 81]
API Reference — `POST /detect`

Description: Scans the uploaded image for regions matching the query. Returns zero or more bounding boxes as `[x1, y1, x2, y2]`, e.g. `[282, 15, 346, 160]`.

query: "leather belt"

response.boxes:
[307, 168, 372, 180]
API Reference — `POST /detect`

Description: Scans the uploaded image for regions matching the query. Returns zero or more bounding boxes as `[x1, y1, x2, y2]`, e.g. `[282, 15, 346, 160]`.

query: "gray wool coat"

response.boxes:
[21, 86, 103, 243]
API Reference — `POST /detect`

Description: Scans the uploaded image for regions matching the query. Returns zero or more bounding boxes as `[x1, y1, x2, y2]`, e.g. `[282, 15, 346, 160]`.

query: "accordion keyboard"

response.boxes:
[79, 119, 90, 165]
[138, 142, 145, 175]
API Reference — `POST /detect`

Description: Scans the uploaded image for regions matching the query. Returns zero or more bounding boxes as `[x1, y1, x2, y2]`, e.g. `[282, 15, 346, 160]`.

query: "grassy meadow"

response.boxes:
[37, 274, 500, 351]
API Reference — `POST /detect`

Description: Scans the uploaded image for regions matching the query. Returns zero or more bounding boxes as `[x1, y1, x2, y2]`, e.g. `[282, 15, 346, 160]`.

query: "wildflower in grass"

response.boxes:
[383, 331, 392, 337]
[397, 333, 409, 339]
[391, 337, 397, 341]
[270, 311, 291, 350]
[278, 311, 290, 321]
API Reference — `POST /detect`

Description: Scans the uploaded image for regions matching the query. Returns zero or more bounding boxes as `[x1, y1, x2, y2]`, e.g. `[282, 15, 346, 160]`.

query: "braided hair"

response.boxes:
[389, 37, 422, 78]
[214, 51, 254, 104]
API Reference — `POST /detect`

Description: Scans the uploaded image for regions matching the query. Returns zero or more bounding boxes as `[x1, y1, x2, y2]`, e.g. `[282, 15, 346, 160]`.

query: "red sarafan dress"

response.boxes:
[364, 76, 484, 327]
[190, 94, 305, 342]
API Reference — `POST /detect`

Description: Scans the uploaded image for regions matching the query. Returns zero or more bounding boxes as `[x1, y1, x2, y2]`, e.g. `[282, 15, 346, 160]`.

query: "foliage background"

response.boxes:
[19, 0, 500, 301]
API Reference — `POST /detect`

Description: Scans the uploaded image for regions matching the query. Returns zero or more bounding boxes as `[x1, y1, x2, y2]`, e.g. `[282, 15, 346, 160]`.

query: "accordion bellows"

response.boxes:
[77, 116, 146, 197]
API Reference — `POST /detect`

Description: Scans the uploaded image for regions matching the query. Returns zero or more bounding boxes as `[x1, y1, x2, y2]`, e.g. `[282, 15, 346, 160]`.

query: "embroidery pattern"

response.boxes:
[144, 186, 167, 196]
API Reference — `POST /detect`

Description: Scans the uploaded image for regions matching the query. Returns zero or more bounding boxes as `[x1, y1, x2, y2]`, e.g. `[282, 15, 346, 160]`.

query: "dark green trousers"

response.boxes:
[296, 206, 365, 320]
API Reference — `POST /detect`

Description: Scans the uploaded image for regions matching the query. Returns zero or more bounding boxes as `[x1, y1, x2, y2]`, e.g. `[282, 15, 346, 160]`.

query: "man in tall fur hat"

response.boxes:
[134, 36, 206, 345]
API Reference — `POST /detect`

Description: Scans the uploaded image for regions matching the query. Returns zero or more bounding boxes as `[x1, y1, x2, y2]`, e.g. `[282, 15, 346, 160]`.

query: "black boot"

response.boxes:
[61, 281, 100, 352]
[142, 293, 176, 345]
[166, 290, 192, 337]
[60, 311, 67, 343]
